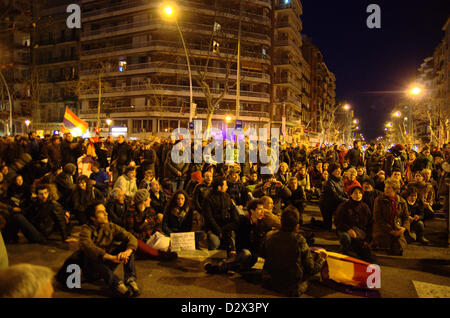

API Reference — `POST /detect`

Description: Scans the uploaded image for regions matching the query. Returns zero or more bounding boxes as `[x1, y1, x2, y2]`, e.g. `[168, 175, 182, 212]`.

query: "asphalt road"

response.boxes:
[4, 204, 450, 298]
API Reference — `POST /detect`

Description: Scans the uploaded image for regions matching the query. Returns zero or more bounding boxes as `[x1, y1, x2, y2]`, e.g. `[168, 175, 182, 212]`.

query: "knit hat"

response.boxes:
[349, 184, 363, 195]
[134, 189, 150, 203]
[191, 170, 203, 184]
[63, 163, 77, 175]
[328, 163, 341, 174]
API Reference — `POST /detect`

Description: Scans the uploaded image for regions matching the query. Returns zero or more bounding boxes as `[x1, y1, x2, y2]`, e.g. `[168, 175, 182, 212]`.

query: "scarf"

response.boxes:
[387, 195, 398, 226]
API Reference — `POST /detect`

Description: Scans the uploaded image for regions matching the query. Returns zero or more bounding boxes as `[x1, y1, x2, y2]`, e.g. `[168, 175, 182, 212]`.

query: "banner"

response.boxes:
[61, 107, 88, 135]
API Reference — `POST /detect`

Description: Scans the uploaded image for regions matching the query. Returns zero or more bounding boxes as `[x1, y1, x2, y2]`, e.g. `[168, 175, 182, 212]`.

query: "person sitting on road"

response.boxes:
[204, 198, 271, 274]
[402, 186, 429, 245]
[334, 185, 374, 262]
[372, 178, 410, 256]
[203, 177, 240, 256]
[123, 189, 177, 260]
[89, 161, 109, 197]
[261, 206, 327, 297]
[105, 188, 129, 226]
[343, 168, 362, 196]
[113, 166, 138, 202]
[56, 203, 140, 297]
[69, 175, 104, 226]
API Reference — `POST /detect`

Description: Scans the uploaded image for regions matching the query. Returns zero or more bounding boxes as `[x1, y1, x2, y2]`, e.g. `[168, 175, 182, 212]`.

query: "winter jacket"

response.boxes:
[192, 183, 212, 213]
[79, 221, 137, 260]
[25, 197, 68, 241]
[123, 205, 162, 242]
[162, 207, 193, 235]
[372, 194, 410, 250]
[236, 214, 271, 255]
[345, 148, 363, 167]
[262, 231, 326, 296]
[150, 190, 169, 215]
[90, 170, 109, 196]
[114, 175, 137, 199]
[334, 199, 373, 242]
[203, 191, 239, 236]
[319, 175, 348, 215]
[362, 189, 382, 213]
[227, 181, 250, 207]
[111, 142, 132, 167]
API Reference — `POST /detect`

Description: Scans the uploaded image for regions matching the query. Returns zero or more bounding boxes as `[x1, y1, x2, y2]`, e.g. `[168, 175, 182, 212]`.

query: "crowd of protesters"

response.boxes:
[0, 131, 449, 297]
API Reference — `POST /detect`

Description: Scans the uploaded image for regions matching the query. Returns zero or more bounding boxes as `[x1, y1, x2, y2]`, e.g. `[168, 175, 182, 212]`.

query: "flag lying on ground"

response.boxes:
[61, 107, 88, 134]
[311, 247, 374, 287]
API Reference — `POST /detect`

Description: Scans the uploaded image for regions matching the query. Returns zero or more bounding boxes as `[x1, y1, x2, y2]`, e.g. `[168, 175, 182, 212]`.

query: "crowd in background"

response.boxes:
[0, 132, 449, 297]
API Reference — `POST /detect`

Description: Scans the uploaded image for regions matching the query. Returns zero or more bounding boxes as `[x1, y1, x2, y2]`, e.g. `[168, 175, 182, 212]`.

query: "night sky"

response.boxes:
[301, 0, 449, 141]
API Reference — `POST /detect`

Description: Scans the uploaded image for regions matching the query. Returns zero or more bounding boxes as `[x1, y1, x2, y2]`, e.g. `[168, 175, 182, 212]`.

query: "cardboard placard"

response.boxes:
[169, 232, 196, 251]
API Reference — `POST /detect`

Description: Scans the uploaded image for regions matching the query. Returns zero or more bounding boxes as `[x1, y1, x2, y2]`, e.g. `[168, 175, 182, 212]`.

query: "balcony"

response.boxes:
[37, 56, 78, 65]
[83, 0, 270, 25]
[274, 39, 303, 58]
[81, 19, 270, 43]
[36, 36, 80, 47]
[81, 40, 270, 62]
[80, 105, 270, 119]
[79, 83, 270, 100]
[80, 61, 270, 82]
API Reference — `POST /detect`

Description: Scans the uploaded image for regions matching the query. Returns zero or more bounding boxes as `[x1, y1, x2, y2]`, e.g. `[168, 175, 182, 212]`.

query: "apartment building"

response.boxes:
[0, 0, 32, 135]
[271, 0, 310, 138]
[32, 0, 81, 133]
[302, 34, 336, 136]
[78, 0, 272, 137]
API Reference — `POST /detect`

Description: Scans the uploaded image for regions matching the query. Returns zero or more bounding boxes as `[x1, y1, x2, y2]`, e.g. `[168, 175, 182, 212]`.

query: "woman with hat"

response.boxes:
[334, 185, 374, 262]
[123, 189, 177, 261]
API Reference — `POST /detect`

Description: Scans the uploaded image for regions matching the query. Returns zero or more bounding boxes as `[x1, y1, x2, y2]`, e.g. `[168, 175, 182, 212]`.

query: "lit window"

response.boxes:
[213, 41, 220, 53]
[118, 60, 127, 72]
[214, 22, 221, 32]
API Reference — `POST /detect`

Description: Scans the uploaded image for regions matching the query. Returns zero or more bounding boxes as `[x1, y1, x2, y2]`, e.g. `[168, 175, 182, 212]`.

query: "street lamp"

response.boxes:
[162, 3, 194, 126]
[393, 111, 401, 117]
[353, 119, 358, 124]
[25, 119, 30, 133]
[343, 104, 351, 111]
[409, 87, 421, 96]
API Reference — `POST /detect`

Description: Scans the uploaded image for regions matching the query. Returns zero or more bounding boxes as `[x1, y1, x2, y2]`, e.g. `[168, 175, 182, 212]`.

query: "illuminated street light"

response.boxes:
[25, 119, 30, 127]
[356, 126, 360, 130]
[386, 122, 393, 127]
[343, 104, 351, 111]
[225, 115, 232, 123]
[409, 87, 422, 96]
[393, 111, 401, 117]
[162, 3, 194, 126]
[353, 119, 358, 124]
[106, 118, 112, 126]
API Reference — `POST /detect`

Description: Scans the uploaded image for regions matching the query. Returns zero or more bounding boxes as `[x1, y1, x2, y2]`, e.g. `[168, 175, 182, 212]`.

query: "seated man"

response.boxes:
[113, 166, 138, 202]
[192, 170, 213, 214]
[149, 179, 169, 216]
[90, 161, 109, 197]
[56, 203, 140, 297]
[203, 177, 240, 256]
[204, 199, 271, 274]
[334, 185, 374, 262]
[361, 176, 382, 213]
[105, 188, 129, 226]
[261, 206, 327, 297]
[403, 187, 429, 244]
[4, 184, 68, 244]
[284, 177, 306, 225]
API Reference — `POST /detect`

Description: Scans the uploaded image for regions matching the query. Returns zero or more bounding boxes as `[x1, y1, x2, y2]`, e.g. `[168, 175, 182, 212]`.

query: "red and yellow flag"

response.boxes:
[61, 107, 88, 134]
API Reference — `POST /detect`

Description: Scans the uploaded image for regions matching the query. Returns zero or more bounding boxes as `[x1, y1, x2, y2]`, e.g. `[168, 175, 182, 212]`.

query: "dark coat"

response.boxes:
[236, 214, 271, 255]
[261, 231, 325, 295]
[334, 199, 373, 242]
[192, 183, 212, 213]
[203, 191, 239, 236]
[362, 189, 382, 213]
[105, 199, 129, 226]
[284, 187, 306, 216]
[150, 190, 169, 215]
[111, 142, 132, 167]
[25, 198, 68, 241]
[227, 181, 250, 207]
[162, 207, 193, 235]
[319, 175, 348, 215]
[252, 183, 292, 214]
[345, 148, 363, 167]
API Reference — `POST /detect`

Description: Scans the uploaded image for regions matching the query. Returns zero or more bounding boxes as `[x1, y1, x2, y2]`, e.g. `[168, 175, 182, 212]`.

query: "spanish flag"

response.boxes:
[61, 107, 89, 134]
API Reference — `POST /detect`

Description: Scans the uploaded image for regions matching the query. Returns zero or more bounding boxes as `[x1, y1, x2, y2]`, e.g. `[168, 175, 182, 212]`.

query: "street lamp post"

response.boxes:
[164, 5, 194, 126]
[106, 118, 112, 135]
[25, 120, 31, 134]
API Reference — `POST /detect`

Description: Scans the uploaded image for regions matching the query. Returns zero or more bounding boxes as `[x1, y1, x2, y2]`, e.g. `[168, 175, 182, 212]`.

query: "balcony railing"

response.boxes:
[83, 0, 270, 24]
[36, 36, 80, 46]
[81, 19, 270, 42]
[81, 105, 270, 118]
[80, 61, 270, 80]
[80, 83, 269, 99]
[81, 40, 269, 60]
[37, 56, 78, 65]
